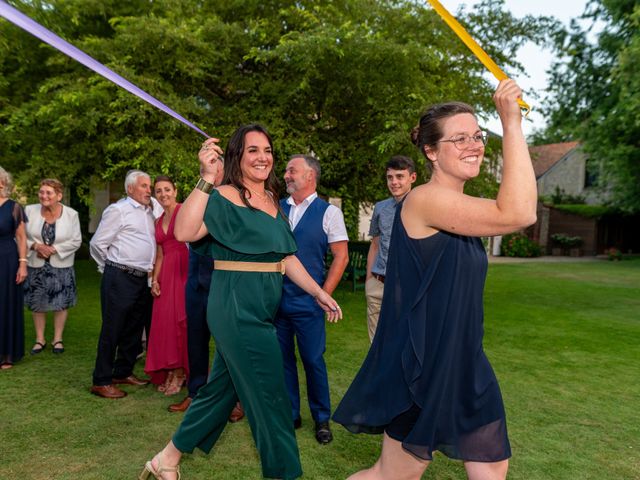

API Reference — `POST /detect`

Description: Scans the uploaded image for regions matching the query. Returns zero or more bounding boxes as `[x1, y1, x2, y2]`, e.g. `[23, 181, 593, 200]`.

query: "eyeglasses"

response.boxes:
[437, 131, 488, 150]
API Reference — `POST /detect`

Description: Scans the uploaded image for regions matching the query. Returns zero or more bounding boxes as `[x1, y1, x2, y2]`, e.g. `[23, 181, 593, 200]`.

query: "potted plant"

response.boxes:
[605, 247, 622, 261]
[566, 236, 584, 257]
[550, 233, 569, 255]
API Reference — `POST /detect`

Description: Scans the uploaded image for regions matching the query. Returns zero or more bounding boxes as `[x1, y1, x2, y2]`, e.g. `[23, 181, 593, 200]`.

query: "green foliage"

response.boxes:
[501, 232, 542, 257]
[535, 0, 640, 213]
[0, 0, 554, 234]
[551, 233, 583, 248]
[553, 204, 613, 218]
[542, 186, 586, 205]
[604, 246, 623, 261]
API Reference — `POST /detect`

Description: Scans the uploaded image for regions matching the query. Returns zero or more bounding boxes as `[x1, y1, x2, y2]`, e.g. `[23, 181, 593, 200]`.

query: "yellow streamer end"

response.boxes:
[427, 0, 531, 116]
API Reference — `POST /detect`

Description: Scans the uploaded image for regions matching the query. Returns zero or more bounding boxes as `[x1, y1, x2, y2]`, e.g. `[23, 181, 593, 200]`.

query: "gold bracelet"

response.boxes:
[19, 258, 28, 262]
[195, 177, 214, 194]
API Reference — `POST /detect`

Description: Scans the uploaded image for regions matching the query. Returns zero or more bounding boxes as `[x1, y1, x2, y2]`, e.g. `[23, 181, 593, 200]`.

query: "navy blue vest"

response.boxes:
[280, 197, 329, 314]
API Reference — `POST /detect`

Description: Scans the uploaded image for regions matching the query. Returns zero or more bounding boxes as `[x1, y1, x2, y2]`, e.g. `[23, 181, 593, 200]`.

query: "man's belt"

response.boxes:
[105, 259, 148, 278]
[214, 260, 286, 275]
[372, 273, 385, 284]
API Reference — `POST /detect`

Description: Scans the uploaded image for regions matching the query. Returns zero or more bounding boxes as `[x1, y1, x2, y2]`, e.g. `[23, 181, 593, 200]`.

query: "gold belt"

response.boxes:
[214, 260, 286, 275]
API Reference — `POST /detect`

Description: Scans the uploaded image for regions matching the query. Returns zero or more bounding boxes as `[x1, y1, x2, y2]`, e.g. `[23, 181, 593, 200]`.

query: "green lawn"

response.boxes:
[0, 258, 638, 479]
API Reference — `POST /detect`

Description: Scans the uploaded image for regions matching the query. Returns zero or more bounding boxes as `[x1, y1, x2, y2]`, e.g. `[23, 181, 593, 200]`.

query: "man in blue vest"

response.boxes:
[275, 154, 349, 444]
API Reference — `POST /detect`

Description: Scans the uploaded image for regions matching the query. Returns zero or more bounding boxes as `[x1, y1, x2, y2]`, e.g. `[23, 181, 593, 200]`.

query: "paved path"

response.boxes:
[488, 255, 608, 264]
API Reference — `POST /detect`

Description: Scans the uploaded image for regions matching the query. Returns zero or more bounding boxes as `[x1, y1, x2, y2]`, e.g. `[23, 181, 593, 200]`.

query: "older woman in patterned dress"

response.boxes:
[24, 179, 82, 355]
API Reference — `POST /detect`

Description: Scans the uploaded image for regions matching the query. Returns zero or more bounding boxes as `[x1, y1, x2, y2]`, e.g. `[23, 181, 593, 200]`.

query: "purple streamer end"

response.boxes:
[0, 0, 210, 138]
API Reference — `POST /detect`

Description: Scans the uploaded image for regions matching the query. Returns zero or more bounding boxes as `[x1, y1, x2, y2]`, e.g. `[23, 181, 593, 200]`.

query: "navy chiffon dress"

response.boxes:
[333, 202, 511, 462]
[0, 200, 27, 364]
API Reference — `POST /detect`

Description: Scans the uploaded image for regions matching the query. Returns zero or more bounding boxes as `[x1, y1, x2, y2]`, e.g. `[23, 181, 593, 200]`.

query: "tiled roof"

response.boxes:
[529, 141, 580, 178]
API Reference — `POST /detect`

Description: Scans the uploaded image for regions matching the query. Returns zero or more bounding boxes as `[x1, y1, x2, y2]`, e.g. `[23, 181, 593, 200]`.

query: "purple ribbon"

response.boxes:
[0, 1, 210, 138]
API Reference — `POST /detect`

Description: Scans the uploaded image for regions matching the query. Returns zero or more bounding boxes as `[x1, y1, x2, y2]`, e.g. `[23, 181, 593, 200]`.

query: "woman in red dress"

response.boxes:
[145, 175, 189, 396]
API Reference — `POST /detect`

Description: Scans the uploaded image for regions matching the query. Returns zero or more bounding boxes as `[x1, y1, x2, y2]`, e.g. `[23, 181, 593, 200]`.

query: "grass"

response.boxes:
[0, 258, 638, 479]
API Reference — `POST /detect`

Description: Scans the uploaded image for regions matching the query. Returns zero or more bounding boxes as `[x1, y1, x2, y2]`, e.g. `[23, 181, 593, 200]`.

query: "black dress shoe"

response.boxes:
[52, 341, 65, 354]
[315, 421, 333, 444]
[293, 417, 302, 429]
[30, 341, 46, 355]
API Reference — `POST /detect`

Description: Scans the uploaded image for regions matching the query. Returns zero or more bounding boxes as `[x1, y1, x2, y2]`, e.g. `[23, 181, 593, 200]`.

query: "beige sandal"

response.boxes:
[157, 371, 175, 393]
[139, 458, 181, 480]
[164, 371, 186, 397]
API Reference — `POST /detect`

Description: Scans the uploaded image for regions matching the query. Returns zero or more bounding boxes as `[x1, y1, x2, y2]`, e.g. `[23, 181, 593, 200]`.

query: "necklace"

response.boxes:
[245, 186, 270, 203]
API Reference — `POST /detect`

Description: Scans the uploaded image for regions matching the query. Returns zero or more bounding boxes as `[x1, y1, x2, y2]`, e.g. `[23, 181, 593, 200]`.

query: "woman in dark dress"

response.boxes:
[0, 166, 28, 369]
[140, 125, 342, 480]
[333, 80, 537, 480]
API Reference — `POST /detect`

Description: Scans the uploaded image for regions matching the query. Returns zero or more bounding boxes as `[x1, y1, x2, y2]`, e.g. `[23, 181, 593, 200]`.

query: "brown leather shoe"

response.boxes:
[112, 375, 149, 386]
[228, 402, 245, 422]
[168, 396, 192, 413]
[90, 384, 127, 399]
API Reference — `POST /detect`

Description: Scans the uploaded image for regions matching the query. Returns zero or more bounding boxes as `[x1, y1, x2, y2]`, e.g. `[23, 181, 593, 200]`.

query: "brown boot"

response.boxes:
[229, 402, 245, 422]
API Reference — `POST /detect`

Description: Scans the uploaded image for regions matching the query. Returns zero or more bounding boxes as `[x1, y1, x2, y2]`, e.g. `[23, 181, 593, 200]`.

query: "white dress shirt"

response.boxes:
[89, 197, 156, 273]
[285, 192, 349, 243]
[150, 196, 164, 219]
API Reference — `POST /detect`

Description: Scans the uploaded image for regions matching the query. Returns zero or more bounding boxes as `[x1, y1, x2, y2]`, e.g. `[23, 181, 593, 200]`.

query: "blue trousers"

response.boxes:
[274, 307, 331, 423]
[184, 279, 210, 398]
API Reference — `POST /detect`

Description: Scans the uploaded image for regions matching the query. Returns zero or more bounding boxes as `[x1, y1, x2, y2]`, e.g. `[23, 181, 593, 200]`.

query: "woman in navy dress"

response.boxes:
[0, 167, 28, 369]
[333, 80, 537, 480]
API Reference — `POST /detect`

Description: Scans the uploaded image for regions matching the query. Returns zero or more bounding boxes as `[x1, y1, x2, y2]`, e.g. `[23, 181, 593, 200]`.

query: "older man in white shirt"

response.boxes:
[89, 170, 156, 399]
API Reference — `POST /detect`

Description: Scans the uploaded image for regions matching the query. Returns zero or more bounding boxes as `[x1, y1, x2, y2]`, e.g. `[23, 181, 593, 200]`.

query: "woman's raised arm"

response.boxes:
[405, 79, 537, 238]
[175, 138, 224, 242]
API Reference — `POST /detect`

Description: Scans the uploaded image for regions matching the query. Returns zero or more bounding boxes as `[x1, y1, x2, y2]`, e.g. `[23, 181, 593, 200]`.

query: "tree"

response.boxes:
[1, 0, 551, 235]
[533, 0, 640, 213]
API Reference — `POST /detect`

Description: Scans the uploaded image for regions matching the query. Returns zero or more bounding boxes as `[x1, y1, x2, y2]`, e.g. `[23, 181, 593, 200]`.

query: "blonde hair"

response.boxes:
[0, 166, 14, 197]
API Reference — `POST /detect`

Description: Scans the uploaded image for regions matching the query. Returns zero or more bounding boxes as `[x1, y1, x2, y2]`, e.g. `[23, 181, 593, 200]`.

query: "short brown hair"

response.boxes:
[40, 178, 64, 196]
[411, 102, 476, 171]
[386, 155, 415, 174]
[154, 175, 176, 189]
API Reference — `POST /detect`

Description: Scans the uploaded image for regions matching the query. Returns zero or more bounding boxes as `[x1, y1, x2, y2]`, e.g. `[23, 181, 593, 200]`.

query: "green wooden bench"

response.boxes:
[346, 242, 369, 292]
[326, 241, 370, 292]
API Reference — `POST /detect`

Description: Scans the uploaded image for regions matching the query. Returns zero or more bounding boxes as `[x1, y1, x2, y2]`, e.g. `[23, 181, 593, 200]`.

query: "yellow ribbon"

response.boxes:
[426, 0, 531, 115]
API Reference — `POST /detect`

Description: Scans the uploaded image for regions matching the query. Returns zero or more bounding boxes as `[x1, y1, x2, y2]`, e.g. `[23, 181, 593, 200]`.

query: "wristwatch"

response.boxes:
[195, 177, 214, 194]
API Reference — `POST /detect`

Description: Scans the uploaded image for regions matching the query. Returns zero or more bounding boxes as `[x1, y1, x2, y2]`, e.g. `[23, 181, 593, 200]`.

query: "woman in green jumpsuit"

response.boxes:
[140, 124, 342, 480]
